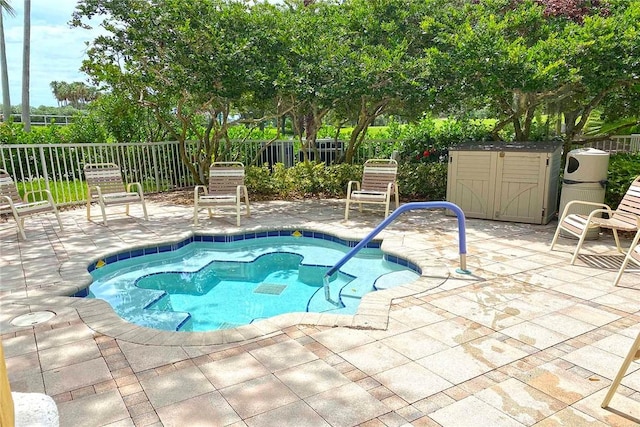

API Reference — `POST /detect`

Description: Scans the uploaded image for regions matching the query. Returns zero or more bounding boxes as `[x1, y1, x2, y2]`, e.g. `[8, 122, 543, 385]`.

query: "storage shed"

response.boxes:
[446, 141, 562, 224]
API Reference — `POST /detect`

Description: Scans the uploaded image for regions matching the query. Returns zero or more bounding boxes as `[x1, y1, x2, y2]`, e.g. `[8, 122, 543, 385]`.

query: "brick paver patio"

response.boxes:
[1, 196, 639, 426]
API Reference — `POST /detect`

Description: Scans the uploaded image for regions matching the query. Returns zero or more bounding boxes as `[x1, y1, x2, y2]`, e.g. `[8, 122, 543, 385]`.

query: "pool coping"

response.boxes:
[6, 224, 454, 346]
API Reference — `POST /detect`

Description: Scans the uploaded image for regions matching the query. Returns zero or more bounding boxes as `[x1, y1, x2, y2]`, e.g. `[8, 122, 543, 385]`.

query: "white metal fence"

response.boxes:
[3, 135, 634, 206]
[0, 141, 193, 206]
[0, 139, 390, 206]
[584, 134, 640, 153]
[6, 114, 77, 126]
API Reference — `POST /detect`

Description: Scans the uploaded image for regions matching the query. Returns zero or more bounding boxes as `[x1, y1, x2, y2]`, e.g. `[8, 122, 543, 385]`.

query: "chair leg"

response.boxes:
[99, 202, 108, 226]
[54, 210, 64, 232]
[394, 186, 399, 210]
[601, 331, 640, 408]
[384, 195, 391, 218]
[236, 196, 241, 226]
[16, 218, 27, 240]
[141, 199, 148, 221]
[570, 228, 590, 265]
[612, 254, 632, 287]
[613, 231, 640, 287]
[243, 187, 250, 217]
[612, 229, 623, 253]
[549, 223, 564, 251]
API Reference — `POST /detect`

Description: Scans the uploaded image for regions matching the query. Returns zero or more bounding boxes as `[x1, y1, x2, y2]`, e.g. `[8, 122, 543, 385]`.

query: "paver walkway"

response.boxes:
[1, 196, 639, 426]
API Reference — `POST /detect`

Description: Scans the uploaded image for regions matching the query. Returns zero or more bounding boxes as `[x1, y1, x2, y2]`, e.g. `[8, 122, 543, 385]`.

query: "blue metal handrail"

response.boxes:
[323, 201, 470, 304]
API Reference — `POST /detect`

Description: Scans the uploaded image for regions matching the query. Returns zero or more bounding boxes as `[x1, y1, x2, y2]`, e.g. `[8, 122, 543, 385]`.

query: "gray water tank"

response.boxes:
[558, 148, 610, 239]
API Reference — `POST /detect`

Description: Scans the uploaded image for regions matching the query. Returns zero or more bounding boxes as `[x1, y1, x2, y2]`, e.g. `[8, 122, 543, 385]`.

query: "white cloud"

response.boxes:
[2, 0, 104, 107]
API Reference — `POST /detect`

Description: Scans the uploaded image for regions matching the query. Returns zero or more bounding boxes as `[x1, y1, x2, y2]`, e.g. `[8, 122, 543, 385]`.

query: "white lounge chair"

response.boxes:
[345, 158, 399, 220]
[84, 163, 148, 225]
[0, 169, 63, 240]
[550, 176, 640, 264]
[194, 162, 250, 226]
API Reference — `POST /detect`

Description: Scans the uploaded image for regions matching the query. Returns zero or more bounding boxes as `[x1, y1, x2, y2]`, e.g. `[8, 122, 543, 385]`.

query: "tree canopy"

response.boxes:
[71, 0, 640, 179]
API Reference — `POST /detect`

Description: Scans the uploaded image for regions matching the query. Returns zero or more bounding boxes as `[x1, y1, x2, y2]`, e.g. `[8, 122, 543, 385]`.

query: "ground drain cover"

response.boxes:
[254, 283, 287, 295]
[10, 311, 56, 326]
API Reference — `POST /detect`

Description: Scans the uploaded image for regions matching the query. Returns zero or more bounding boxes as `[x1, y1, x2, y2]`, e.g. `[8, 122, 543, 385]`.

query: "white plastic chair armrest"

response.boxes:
[91, 185, 103, 199]
[0, 194, 16, 209]
[585, 207, 616, 222]
[23, 188, 55, 204]
[194, 185, 208, 199]
[126, 182, 144, 195]
[346, 180, 360, 195]
[559, 200, 612, 220]
[386, 182, 394, 193]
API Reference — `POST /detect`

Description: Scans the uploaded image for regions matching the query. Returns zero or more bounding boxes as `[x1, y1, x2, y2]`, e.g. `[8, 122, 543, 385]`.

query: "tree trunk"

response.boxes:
[21, 0, 30, 132]
[0, 8, 11, 122]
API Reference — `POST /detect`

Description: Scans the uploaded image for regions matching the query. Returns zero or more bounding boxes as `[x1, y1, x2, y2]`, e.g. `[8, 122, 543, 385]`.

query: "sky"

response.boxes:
[2, 0, 104, 107]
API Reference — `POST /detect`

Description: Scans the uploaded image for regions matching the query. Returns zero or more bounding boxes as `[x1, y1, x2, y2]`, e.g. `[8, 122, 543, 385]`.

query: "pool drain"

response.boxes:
[10, 311, 56, 327]
[254, 284, 287, 295]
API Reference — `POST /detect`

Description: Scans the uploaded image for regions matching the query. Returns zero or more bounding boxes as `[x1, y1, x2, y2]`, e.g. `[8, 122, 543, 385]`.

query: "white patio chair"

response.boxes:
[0, 169, 63, 240]
[345, 159, 399, 220]
[194, 162, 250, 226]
[84, 163, 148, 225]
[550, 176, 640, 264]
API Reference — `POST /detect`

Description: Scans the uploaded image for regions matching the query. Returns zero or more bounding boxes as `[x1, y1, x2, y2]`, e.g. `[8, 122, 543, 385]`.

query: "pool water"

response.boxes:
[87, 233, 420, 332]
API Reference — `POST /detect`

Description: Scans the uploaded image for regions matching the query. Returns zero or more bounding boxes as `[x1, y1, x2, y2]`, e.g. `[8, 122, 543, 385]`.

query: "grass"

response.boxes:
[16, 179, 170, 205]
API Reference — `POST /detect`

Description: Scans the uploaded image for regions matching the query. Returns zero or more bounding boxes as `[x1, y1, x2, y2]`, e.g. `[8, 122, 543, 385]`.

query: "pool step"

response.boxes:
[374, 270, 420, 290]
[124, 307, 191, 332]
[339, 277, 375, 299]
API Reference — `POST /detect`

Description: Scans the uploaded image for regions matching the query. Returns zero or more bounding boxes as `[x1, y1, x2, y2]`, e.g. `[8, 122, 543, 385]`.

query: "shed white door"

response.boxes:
[446, 151, 496, 219]
[493, 151, 548, 223]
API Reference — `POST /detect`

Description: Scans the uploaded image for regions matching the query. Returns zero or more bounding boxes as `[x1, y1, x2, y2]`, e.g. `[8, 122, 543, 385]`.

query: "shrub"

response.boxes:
[0, 122, 69, 145]
[398, 116, 493, 164]
[245, 162, 362, 199]
[606, 153, 640, 207]
[245, 163, 292, 198]
[397, 163, 448, 201]
[286, 162, 337, 197]
[66, 114, 109, 144]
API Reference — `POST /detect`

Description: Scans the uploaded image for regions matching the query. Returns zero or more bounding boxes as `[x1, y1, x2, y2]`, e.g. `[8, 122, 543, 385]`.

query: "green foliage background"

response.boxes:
[606, 154, 640, 207]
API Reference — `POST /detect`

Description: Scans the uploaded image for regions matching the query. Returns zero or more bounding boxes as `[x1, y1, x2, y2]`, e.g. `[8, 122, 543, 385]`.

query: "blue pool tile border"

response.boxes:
[86, 229, 404, 274]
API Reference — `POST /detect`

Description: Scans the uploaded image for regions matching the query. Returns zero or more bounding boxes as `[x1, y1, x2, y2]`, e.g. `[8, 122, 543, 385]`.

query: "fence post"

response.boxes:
[38, 146, 52, 193]
[152, 144, 161, 192]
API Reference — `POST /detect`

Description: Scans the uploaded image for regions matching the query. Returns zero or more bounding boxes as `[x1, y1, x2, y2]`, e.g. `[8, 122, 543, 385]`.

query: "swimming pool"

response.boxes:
[86, 230, 421, 332]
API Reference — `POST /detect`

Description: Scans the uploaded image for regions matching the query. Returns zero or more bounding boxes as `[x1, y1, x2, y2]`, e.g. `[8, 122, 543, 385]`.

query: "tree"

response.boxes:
[421, 0, 639, 154]
[73, 0, 287, 183]
[275, 0, 347, 160]
[335, 0, 431, 163]
[555, 3, 640, 146]
[0, 0, 14, 122]
[21, 0, 29, 131]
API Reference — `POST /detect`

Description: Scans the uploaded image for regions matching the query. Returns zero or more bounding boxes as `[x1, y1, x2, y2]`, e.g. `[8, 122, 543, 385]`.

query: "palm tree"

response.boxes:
[0, 0, 15, 123]
[21, 0, 30, 131]
[50, 80, 63, 107]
